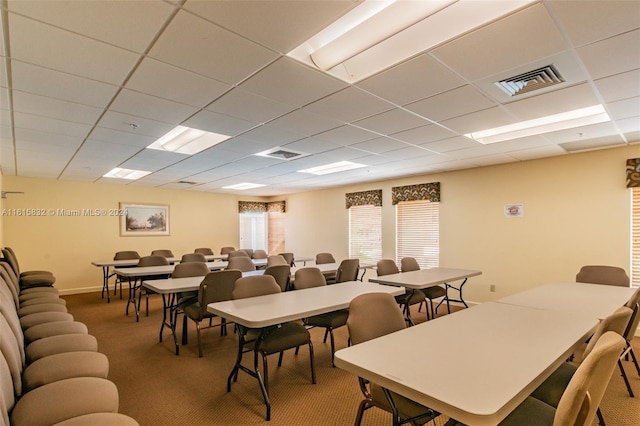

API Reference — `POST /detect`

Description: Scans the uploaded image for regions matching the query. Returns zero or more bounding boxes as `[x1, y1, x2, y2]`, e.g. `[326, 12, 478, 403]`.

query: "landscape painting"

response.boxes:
[120, 203, 169, 236]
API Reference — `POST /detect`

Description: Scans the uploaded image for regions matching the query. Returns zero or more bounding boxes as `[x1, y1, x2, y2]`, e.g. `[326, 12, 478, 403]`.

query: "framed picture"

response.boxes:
[120, 203, 170, 236]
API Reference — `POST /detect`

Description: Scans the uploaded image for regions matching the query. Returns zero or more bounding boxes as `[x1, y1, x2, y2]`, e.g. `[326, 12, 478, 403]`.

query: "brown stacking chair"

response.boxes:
[530, 306, 633, 424]
[347, 293, 440, 426]
[278, 252, 295, 267]
[112, 251, 141, 299]
[180, 253, 206, 263]
[263, 265, 291, 292]
[267, 255, 287, 267]
[252, 249, 268, 259]
[150, 249, 174, 258]
[230, 275, 315, 421]
[179, 270, 242, 357]
[171, 261, 210, 308]
[134, 255, 170, 319]
[377, 259, 425, 323]
[227, 250, 250, 259]
[239, 249, 254, 258]
[335, 259, 360, 283]
[293, 267, 348, 366]
[1, 248, 55, 289]
[575, 265, 630, 287]
[194, 248, 214, 256]
[618, 286, 640, 397]
[226, 256, 255, 272]
[401, 257, 445, 320]
[220, 246, 236, 255]
[315, 252, 336, 282]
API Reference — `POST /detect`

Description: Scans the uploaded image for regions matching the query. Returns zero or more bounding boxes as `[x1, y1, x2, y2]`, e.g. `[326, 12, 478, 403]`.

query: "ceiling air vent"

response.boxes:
[254, 147, 309, 161]
[495, 65, 564, 97]
[176, 180, 197, 185]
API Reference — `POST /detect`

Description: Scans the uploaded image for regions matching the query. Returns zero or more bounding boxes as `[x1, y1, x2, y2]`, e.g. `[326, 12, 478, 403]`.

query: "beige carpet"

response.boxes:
[62, 292, 640, 425]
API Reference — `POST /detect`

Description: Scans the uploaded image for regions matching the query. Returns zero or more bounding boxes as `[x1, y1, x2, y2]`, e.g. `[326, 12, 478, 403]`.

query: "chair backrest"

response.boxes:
[227, 250, 250, 259]
[623, 302, 640, 342]
[264, 265, 291, 292]
[232, 275, 280, 299]
[199, 270, 243, 307]
[171, 261, 210, 278]
[315, 253, 335, 264]
[227, 256, 256, 272]
[376, 259, 399, 276]
[554, 332, 625, 426]
[582, 306, 632, 360]
[278, 253, 295, 266]
[1, 350, 15, 426]
[0, 264, 19, 307]
[180, 253, 207, 263]
[575, 265, 630, 287]
[347, 293, 406, 345]
[0, 249, 19, 277]
[293, 267, 326, 290]
[137, 255, 170, 267]
[220, 246, 236, 255]
[252, 249, 268, 259]
[335, 259, 360, 283]
[400, 257, 420, 272]
[194, 247, 214, 255]
[267, 255, 287, 267]
[239, 249, 254, 258]
[113, 251, 141, 261]
[151, 249, 174, 258]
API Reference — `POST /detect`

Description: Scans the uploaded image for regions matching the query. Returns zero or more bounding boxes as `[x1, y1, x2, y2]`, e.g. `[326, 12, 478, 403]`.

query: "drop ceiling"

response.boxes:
[0, 0, 639, 196]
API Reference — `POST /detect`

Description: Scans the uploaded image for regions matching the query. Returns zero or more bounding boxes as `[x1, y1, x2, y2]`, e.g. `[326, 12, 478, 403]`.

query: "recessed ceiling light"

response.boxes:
[103, 168, 151, 180]
[465, 105, 611, 144]
[222, 183, 266, 190]
[298, 161, 367, 175]
[147, 125, 231, 155]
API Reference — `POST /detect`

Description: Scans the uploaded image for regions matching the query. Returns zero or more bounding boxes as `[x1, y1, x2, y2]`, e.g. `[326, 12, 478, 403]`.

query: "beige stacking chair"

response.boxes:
[227, 256, 256, 272]
[335, 259, 360, 283]
[377, 259, 425, 322]
[401, 257, 445, 320]
[194, 248, 214, 256]
[575, 265, 630, 287]
[263, 264, 291, 292]
[112, 251, 141, 299]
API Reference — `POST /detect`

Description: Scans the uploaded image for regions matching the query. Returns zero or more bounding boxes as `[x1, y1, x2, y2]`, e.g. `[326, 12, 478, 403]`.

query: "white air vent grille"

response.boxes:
[495, 65, 564, 97]
[254, 147, 309, 161]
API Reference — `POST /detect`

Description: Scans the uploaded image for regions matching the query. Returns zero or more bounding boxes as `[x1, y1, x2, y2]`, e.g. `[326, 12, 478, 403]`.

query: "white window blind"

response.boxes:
[349, 204, 382, 265]
[632, 188, 640, 287]
[396, 200, 439, 268]
[239, 212, 267, 251]
[268, 211, 285, 254]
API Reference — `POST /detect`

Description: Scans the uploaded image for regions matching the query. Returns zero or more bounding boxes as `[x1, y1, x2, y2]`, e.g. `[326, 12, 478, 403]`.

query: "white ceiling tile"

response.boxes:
[148, 10, 278, 84]
[12, 91, 103, 125]
[88, 127, 155, 148]
[440, 107, 514, 135]
[267, 108, 342, 137]
[503, 83, 600, 121]
[120, 149, 188, 171]
[314, 125, 380, 146]
[605, 98, 640, 122]
[240, 57, 346, 107]
[391, 124, 458, 145]
[559, 135, 626, 152]
[109, 89, 199, 124]
[578, 29, 640, 80]
[549, 0, 640, 47]
[97, 111, 174, 139]
[507, 144, 567, 161]
[240, 125, 305, 147]
[11, 61, 119, 107]
[405, 85, 496, 123]
[282, 137, 343, 155]
[182, 110, 257, 137]
[350, 137, 413, 155]
[353, 108, 430, 136]
[13, 112, 91, 138]
[544, 121, 624, 145]
[184, 0, 357, 54]
[206, 88, 295, 124]
[305, 87, 394, 123]
[594, 70, 640, 103]
[357, 54, 465, 106]
[125, 58, 231, 108]
[419, 136, 479, 154]
[8, 13, 139, 85]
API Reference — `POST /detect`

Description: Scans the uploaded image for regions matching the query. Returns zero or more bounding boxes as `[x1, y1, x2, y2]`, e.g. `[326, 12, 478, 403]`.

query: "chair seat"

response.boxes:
[22, 351, 110, 392]
[530, 362, 577, 408]
[26, 334, 99, 363]
[53, 413, 140, 426]
[304, 309, 349, 329]
[396, 290, 425, 306]
[249, 322, 310, 354]
[444, 397, 555, 426]
[182, 302, 212, 322]
[20, 273, 56, 288]
[371, 383, 440, 423]
[422, 286, 446, 300]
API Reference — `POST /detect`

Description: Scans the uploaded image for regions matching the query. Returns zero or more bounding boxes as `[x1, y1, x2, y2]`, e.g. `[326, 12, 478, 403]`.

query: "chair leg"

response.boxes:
[277, 351, 284, 367]
[328, 328, 336, 367]
[597, 407, 606, 426]
[628, 345, 640, 376]
[196, 322, 203, 357]
[354, 399, 370, 426]
[309, 341, 316, 384]
[618, 359, 635, 397]
[182, 314, 188, 345]
[323, 328, 329, 343]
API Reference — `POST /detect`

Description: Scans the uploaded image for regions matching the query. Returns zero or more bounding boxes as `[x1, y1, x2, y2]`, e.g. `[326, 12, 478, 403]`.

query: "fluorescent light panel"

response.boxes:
[103, 167, 151, 180]
[298, 161, 366, 175]
[288, 0, 534, 83]
[222, 183, 266, 190]
[147, 125, 231, 155]
[465, 105, 611, 144]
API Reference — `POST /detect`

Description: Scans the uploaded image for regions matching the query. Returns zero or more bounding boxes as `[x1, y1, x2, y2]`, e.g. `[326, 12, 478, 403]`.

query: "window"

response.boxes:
[396, 199, 439, 268]
[268, 210, 285, 254]
[239, 212, 267, 251]
[349, 204, 382, 264]
[632, 188, 640, 286]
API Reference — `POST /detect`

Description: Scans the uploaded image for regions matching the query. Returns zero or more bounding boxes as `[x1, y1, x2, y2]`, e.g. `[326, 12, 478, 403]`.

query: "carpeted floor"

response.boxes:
[62, 291, 640, 426]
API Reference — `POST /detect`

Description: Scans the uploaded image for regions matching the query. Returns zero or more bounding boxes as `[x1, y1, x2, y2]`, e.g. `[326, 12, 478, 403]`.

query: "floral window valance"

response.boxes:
[345, 190, 383, 209]
[238, 201, 286, 213]
[391, 182, 440, 205]
[626, 158, 640, 188]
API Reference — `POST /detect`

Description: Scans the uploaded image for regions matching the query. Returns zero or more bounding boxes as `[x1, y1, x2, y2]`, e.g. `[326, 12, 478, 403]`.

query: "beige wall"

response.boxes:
[282, 144, 640, 304]
[1, 144, 639, 301]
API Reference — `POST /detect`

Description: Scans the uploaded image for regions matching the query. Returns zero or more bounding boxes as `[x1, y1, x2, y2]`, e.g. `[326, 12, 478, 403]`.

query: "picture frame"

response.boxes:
[120, 203, 170, 236]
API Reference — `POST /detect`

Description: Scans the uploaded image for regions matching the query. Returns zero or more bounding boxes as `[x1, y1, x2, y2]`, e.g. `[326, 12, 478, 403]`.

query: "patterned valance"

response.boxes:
[627, 158, 640, 188]
[239, 201, 286, 213]
[345, 190, 382, 209]
[267, 201, 286, 213]
[391, 182, 440, 205]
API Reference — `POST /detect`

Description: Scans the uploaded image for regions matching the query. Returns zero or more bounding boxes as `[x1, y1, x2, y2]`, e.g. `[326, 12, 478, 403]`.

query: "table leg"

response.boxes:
[100, 266, 111, 303]
[125, 277, 141, 322]
[404, 289, 415, 326]
[435, 277, 469, 314]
